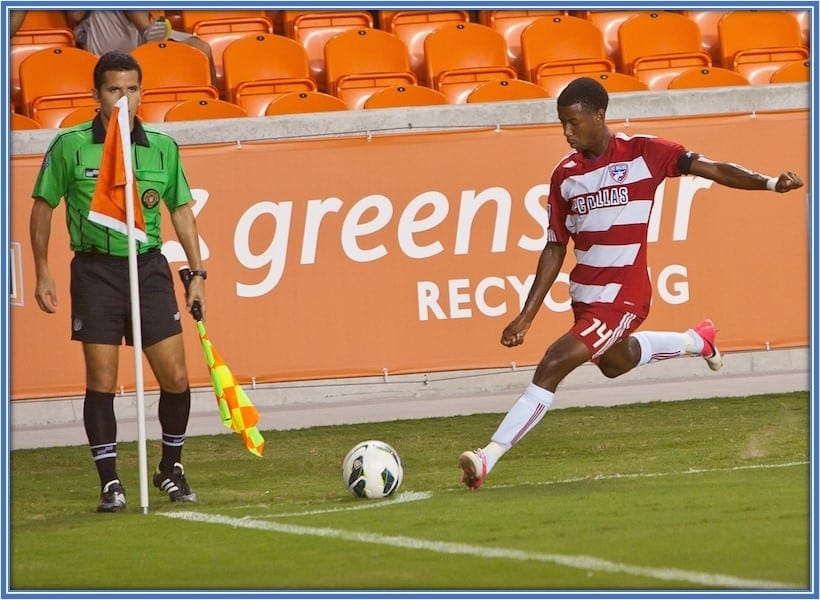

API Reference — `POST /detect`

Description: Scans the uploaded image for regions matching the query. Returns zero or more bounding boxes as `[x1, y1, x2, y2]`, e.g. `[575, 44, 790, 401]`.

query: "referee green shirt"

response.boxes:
[32, 115, 193, 257]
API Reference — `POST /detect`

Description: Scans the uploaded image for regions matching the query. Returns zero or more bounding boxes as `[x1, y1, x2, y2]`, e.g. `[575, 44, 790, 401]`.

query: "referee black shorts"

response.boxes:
[70, 249, 184, 347]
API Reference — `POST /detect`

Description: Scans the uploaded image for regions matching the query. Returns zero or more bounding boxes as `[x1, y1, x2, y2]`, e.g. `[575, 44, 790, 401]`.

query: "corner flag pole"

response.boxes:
[116, 96, 150, 514]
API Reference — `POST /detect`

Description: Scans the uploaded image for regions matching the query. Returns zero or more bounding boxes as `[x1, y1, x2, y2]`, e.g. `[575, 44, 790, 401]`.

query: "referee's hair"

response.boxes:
[557, 77, 609, 113]
[93, 50, 143, 90]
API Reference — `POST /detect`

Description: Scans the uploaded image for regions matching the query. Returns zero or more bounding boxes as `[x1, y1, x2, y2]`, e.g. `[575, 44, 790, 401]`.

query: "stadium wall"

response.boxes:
[8, 85, 811, 401]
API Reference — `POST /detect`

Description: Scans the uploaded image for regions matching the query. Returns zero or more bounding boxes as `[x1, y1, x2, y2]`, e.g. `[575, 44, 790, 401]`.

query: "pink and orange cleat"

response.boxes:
[459, 448, 488, 490]
[693, 318, 723, 371]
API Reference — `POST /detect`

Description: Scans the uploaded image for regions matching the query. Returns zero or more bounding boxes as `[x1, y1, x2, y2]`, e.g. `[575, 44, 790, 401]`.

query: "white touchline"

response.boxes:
[160, 511, 796, 589]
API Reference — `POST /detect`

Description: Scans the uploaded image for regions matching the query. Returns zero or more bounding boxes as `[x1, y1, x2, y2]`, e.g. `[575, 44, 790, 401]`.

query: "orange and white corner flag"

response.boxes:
[88, 96, 146, 242]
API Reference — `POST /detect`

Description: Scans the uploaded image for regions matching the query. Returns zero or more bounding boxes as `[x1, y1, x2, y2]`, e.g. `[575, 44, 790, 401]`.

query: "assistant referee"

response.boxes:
[30, 50, 206, 512]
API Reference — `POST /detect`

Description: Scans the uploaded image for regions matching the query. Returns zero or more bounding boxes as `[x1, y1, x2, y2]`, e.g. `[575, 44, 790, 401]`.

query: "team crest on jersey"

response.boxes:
[141, 189, 160, 209]
[609, 163, 629, 183]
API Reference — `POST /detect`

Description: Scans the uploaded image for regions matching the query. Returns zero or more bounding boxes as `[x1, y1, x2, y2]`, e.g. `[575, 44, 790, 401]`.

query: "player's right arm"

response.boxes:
[502, 167, 570, 348]
[501, 241, 567, 347]
[30, 198, 57, 313]
[30, 136, 68, 314]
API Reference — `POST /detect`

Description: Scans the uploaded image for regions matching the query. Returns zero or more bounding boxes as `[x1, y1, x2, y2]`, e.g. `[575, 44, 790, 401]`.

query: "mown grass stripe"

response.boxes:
[160, 511, 796, 590]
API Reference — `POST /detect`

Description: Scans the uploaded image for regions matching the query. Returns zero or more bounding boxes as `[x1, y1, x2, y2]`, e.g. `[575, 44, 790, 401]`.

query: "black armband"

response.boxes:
[677, 150, 698, 174]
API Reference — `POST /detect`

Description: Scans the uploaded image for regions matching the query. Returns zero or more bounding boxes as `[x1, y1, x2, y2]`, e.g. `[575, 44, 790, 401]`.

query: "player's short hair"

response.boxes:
[93, 50, 142, 90]
[557, 77, 609, 113]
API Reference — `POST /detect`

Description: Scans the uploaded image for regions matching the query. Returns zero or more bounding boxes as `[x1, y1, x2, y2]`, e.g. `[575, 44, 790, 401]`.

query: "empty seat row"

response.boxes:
[13, 9, 809, 100]
[11, 10, 810, 128]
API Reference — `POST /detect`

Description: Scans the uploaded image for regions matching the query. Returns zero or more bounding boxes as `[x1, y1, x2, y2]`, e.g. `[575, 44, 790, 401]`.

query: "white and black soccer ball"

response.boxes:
[342, 440, 403, 498]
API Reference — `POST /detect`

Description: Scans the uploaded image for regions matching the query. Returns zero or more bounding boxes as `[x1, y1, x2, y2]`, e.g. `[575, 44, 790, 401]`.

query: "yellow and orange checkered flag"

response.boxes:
[179, 268, 265, 457]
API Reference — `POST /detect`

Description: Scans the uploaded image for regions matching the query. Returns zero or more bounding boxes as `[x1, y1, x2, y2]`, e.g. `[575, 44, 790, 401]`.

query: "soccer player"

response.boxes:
[29, 50, 206, 511]
[459, 76, 804, 490]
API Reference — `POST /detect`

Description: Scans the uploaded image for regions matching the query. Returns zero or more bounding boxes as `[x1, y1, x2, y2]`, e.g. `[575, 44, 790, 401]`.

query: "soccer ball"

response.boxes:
[342, 440, 403, 498]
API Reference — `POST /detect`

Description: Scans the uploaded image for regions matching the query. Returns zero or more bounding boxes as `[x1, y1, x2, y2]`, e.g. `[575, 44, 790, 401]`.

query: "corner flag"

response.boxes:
[87, 95, 151, 512]
[87, 96, 146, 241]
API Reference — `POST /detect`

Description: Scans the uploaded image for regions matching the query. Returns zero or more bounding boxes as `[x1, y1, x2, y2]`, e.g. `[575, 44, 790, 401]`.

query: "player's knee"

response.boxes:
[597, 362, 626, 379]
[534, 354, 570, 389]
[160, 368, 189, 395]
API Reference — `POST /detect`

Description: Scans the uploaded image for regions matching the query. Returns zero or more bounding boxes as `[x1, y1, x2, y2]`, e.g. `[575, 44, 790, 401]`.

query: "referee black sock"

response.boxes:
[158, 388, 191, 473]
[83, 389, 118, 488]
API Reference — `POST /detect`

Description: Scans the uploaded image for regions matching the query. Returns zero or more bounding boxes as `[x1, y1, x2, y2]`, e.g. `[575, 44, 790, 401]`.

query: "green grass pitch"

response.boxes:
[8, 392, 810, 591]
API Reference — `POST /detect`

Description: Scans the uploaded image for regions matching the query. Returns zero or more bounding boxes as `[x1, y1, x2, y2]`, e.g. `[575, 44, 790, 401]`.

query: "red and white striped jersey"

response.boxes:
[547, 132, 686, 315]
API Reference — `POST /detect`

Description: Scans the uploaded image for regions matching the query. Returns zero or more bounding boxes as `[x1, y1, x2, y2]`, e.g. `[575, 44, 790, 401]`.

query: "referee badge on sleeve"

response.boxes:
[141, 189, 160, 209]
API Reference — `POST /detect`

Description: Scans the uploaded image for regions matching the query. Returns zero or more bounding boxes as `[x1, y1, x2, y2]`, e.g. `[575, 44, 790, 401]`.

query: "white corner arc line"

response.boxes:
[258, 490, 433, 518]
[160, 511, 797, 590]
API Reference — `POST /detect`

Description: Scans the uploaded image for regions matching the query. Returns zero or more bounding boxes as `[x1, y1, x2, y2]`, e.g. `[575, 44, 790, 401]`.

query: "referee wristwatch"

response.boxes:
[189, 269, 208, 280]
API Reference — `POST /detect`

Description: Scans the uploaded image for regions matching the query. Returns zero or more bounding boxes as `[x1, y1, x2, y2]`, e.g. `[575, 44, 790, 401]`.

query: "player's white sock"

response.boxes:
[485, 383, 554, 471]
[632, 331, 697, 366]
[481, 441, 508, 472]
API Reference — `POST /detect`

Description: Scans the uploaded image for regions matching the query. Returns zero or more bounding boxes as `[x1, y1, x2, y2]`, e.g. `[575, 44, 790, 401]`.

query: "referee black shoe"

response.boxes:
[97, 479, 126, 512]
[153, 462, 198, 503]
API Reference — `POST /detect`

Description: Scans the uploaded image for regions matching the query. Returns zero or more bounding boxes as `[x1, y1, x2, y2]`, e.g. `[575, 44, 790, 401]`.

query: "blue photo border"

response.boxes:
[1, 1, 817, 599]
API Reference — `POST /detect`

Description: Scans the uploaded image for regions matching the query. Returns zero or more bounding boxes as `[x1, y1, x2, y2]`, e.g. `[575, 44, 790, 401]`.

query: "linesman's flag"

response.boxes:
[88, 96, 146, 241]
[196, 320, 266, 457]
[178, 268, 266, 457]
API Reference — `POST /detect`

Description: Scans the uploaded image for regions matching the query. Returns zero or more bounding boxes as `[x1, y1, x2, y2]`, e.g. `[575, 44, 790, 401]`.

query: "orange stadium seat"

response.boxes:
[587, 72, 649, 95]
[19, 46, 98, 127]
[164, 98, 248, 121]
[264, 91, 348, 115]
[363, 84, 448, 109]
[60, 105, 100, 127]
[324, 28, 416, 109]
[683, 11, 729, 65]
[222, 33, 317, 117]
[179, 10, 274, 94]
[132, 41, 216, 90]
[667, 66, 750, 89]
[482, 10, 569, 77]
[180, 10, 273, 33]
[138, 88, 221, 123]
[31, 93, 99, 130]
[377, 10, 470, 85]
[10, 11, 75, 113]
[466, 78, 549, 103]
[131, 41, 219, 122]
[575, 10, 643, 68]
[285, 11, 374, 92]
[423, 22, 517, 104]
[717, 11, 808, 84]
[10, 111, 42, 130]
[769, 59, 810, 84]
[618, 11, 712, 90]
[16, 9, 71, 29]
[791, 10, 810, 47]
[521, 15, 616, 97]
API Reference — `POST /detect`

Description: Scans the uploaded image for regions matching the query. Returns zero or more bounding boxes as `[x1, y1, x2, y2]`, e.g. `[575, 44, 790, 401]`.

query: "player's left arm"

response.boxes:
[683, 152, 803, 193]
[170, 203, 206, 320]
